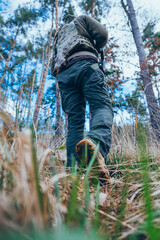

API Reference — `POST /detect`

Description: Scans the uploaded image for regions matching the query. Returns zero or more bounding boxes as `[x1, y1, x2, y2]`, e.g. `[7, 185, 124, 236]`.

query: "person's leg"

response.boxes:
[57, 59, 97, 166]
[83, 64, 113, 158]
[66, 92, 86, 167]
[58, 81, 86, 167]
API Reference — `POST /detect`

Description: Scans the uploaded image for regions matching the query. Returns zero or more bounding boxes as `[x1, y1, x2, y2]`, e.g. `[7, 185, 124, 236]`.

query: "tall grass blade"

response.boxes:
[84, 143, 99, 187]
[30, 128, 44, 215]
[66, 173, 79, 225]
[0, 166, 4, 190]
[94, 182, 100, 229]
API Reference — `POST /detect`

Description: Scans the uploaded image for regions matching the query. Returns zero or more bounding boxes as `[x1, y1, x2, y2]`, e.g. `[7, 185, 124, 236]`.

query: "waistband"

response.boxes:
[68, 51, 98, 61]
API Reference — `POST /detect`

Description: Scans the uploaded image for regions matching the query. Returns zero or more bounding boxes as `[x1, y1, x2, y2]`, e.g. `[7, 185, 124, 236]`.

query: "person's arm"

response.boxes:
[84, 15, 108, 49]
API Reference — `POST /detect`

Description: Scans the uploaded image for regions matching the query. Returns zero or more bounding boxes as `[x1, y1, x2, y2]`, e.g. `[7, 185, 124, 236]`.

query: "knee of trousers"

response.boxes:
[90, 106, 113, 127]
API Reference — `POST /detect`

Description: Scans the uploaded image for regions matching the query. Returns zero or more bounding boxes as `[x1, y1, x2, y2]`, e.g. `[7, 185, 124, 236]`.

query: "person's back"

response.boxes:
[51, 15, 113, 178]
[51, 15, 108, 75]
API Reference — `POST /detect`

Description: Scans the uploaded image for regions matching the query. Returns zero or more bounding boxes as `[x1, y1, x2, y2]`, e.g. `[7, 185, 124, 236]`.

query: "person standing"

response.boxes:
[51, 14, 113, 177]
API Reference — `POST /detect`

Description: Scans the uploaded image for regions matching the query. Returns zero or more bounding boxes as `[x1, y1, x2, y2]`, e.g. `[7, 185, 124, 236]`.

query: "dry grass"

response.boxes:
[0, 110, 160, 240]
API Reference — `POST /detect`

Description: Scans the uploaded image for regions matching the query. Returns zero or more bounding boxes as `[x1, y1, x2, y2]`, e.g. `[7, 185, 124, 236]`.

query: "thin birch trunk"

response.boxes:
[122, 0, 160, 141]
[33, 28, 54, 129]
[92, 0, 95, 18]
[155, 79, 160, 107]
[56, 81, 61, 137]
[26, 71, 36, 127]
[15, 94, 22, 129]
[3, 72, 9, 108]
[55, 0, 62, 139]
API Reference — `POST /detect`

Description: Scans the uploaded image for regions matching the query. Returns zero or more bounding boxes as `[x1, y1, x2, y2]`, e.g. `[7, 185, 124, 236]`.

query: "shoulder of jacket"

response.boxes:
[75, 15, 88, 22]
[75, 15, 97, 26]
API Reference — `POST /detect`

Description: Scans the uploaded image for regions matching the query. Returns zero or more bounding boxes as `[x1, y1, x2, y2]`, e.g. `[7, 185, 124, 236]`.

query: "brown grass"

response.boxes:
[0, 110, 160, 239]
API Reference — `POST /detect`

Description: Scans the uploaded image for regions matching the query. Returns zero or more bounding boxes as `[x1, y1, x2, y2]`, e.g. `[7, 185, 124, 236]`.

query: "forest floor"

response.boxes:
[0, 112, 160, 240]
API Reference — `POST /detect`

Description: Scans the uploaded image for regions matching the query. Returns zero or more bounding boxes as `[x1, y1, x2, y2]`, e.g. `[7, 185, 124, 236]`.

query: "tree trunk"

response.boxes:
[55, 80, 61, 138]
[3, 72, 9, 108]
[33, 28, 53, 129]
[26, 71, 36, 127]
[91, 0, 95, 18]
[155, 79, 160, 107]
[122, 0, 160, 141]
[0, 27, 19, 87]
[55, 0, 62, 139]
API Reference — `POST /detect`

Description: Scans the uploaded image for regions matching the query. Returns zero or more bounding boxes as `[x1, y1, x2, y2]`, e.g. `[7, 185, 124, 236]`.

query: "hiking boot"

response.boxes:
[76, 139, 110, 180]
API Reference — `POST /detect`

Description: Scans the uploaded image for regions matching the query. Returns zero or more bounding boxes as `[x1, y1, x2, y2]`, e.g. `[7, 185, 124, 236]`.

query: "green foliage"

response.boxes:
[125, 85, 146, 119]
[152, 32, 160, 49]
[79, 0, 111, 19]
[66, 175, 81, 225]
[38, 0, 71, 21]
[23, 40, 34, 58]
[143, 21, 160, 80]
[7, 6, 38, 27]
[79, 0, 93, 14]
[142, 22, 160, 48]
[43, 82, 56, 119]
[62, 3, 75, 22]
[38, 0, 55, 9]
[79, 0, 103, 19]
[24, 70, 38, 94]
[143, 22, 155, 40]
[143, 22, 160, 49]
[9, 56, 27, 72]
[0, 15, 4, 25]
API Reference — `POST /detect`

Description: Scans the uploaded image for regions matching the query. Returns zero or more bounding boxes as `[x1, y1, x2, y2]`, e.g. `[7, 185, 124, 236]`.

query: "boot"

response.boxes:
[76, 138, 110, 180]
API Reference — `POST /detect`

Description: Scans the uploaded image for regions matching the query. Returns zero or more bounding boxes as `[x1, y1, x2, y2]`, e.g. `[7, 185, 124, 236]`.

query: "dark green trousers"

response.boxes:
[57, 59, 113, 166]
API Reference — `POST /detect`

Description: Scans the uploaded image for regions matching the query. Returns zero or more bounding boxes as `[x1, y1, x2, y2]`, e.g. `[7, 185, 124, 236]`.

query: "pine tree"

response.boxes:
[125, 86, 146, 121]
[79, 0, 103, 19]
[0, 6, 38, 87]
[121, 0, 160, 141]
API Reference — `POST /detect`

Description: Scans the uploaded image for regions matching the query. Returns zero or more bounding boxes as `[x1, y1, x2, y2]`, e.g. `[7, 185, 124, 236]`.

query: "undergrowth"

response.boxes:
[0, 111, 160, 240]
